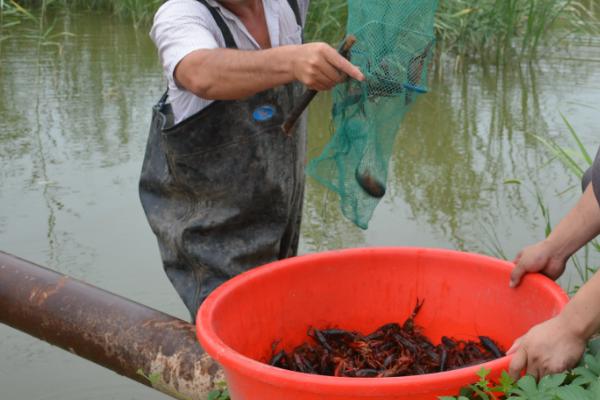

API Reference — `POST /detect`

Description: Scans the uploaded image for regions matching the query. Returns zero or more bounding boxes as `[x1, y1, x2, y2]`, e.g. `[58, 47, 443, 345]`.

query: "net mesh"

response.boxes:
[307, 0, 439, 229]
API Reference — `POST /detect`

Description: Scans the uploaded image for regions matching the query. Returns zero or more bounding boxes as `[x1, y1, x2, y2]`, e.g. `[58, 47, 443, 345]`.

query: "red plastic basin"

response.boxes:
[196, 247, 568, 399]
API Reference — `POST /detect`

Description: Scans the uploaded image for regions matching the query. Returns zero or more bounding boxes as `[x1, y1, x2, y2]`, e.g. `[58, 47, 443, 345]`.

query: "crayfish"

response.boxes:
[269, 299, 504, 378]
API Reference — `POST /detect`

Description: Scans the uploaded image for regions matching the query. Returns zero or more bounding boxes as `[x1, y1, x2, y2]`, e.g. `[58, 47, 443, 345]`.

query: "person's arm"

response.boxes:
[508, 269, 600, 379]
[174, 43, 365, 100]
[510, 184, 600, 287]
[150, 1, 364, 101]
[508, 182, 600, 379]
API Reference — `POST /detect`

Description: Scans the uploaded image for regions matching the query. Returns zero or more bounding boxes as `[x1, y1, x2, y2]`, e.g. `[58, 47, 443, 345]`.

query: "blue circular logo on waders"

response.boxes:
[252, 105, 276, 122]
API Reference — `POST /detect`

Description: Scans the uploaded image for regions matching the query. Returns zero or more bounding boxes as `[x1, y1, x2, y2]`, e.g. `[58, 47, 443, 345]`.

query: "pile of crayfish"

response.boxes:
[269, 300, 504, 378]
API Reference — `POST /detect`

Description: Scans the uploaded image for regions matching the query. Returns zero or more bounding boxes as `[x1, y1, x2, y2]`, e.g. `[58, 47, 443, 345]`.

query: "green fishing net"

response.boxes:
[307, 0, 439, 229]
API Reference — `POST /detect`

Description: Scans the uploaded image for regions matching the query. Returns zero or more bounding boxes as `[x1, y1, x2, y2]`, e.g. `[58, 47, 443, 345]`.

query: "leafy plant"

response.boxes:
[208, 381, 231, 400]
[137, 369, 193, 400]
[439, 342, 600, 399]
[138, 369, 230, 400]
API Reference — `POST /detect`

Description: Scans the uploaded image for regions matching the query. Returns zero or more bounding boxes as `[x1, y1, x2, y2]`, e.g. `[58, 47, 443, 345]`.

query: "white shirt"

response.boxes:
[150, 0, 309, 124]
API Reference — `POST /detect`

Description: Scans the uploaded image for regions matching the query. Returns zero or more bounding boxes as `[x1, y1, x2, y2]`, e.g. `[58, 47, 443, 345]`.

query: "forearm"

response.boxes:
[561, 270, 600, 340]
[545, 184, 600, 260]
[175, 46, 298, 100]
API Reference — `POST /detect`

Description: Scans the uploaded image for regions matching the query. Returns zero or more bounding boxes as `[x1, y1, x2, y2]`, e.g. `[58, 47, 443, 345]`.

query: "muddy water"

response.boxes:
[2, 12, 600, 399]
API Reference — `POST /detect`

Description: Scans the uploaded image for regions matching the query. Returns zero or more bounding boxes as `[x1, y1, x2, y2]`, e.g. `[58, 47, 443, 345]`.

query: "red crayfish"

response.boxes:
[269, 300, 504, 378]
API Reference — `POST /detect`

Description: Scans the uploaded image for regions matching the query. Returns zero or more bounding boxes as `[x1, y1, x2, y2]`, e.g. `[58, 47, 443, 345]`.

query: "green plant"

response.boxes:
[303, 0, 346, 43]
[208, 381, 231, 400]
[439, 342, 600, 399]
[439, 369, 515, 400]
[1, 0, 25, 43]
[138, 369, 232, 400]
[10, 0, 161, 27]
[3, 0, 74, 53]
[111, 0, 162, 28]
[435, 0, 597, 65]
[5, 0, 596, 59]
[137, 369, 192, 400]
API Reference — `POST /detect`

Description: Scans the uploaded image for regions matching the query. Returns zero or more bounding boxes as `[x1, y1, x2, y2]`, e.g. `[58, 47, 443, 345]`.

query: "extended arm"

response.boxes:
[175, 43, 365, 100]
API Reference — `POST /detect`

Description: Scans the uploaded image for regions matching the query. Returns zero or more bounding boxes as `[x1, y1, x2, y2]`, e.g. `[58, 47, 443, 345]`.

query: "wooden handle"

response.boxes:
[282, 35, 357, 136]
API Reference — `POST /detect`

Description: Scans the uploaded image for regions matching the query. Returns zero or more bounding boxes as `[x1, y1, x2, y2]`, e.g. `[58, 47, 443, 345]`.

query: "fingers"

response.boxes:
[306, 75, 332, 91]
[317, 60, 346, 86]
[306, 75, 338, 91]
[512, 251, 522, 265]
[510, 261, 526, 288]
[321, 45, 365, 82]
[296, 43, 365, 91]
[526, 358, 541, 381]
[509, 347, 527, 380]
[507, 338, 521, 355]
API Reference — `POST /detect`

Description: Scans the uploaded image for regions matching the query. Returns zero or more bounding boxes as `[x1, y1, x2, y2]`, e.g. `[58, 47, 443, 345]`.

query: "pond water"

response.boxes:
[2, 11, 600, 400]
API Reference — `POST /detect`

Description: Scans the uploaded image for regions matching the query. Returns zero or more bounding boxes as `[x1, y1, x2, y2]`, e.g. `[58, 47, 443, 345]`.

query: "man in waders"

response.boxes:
[140, 0, 364, 321]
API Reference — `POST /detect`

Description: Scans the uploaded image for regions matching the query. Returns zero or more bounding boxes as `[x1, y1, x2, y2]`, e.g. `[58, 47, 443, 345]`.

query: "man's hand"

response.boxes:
[509, 240, 567, 288]
[508, 314, 586, 380]
[291, 43, 365, 91]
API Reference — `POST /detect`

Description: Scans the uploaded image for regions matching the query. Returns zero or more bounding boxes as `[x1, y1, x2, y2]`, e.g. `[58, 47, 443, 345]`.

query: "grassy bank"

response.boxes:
[436, 0, 597, 64]
[1, 0, 597, 61]
[0, 0, 162, 28]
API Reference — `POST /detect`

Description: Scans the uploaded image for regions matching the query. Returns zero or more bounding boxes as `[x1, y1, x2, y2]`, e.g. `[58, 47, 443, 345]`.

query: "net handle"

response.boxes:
[282, 35, 357, 136]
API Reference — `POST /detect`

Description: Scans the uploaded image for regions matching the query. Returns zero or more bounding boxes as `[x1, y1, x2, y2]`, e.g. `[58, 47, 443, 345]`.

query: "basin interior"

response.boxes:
[206, 248, 565, 367]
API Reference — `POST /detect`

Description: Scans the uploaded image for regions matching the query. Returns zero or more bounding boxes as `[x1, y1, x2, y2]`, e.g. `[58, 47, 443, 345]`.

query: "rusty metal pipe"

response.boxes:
[0, 251, 223, 400]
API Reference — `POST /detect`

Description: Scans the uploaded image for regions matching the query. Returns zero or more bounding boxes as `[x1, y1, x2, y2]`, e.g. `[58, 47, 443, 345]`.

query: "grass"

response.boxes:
[2, 0, 597, 62]
[2, 0, 161, 28]
[303, 0, 346, 44]
[0, 0, 24, 43]
[533, 112, 600, 293]
[436, 0, 597, 65]
[1, 0, 74, 52]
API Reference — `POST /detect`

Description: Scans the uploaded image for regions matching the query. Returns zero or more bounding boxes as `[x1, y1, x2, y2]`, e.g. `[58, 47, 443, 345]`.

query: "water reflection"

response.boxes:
[0, 14, 163, 274]
[387, 62, 549, 250]
[1, 13, 179, 400]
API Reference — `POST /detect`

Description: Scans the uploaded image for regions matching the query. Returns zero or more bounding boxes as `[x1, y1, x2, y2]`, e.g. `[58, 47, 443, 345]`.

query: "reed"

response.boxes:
[303, 0, 346, 44]
[1, 0, 73, 52]
[4, 0, 598, 61]
[1, 0, 24, 43]
[436, 0, 597, 64]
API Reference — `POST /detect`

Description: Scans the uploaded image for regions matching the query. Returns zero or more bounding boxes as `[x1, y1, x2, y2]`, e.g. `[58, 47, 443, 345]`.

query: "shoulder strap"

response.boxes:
[195, 0, 238, 49]
[285, 0, 302, 27]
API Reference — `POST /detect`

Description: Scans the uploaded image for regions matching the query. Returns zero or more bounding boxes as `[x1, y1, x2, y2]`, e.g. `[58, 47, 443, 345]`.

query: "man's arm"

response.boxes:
[174, 43, 365, 100]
